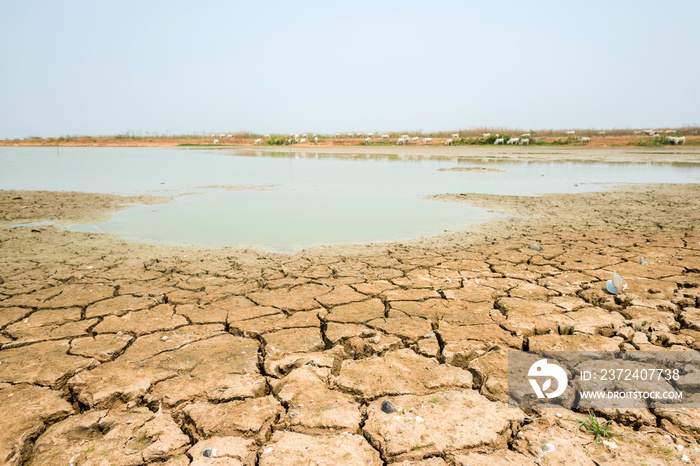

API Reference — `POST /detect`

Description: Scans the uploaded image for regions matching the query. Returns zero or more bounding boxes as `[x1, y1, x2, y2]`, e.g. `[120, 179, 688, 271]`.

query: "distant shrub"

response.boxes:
[265, 137, 287, 146]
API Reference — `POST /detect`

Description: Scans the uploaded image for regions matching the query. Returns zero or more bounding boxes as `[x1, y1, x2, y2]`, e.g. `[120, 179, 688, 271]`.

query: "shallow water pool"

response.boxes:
[2, 147, 699, 252]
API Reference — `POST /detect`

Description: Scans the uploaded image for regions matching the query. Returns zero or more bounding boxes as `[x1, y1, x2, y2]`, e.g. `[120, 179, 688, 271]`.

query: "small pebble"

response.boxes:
[161, 336, 168, 341]
[540, 441, 555, 454]
[676, 445, 684, 451]
[555, 413, 562, 418]
[681, 454, 690, 463]
[602, 440, 618, 450]
[202, 447, 216, 457]
[529, 243, 544, 251]
[639, 256, 648, 265]
[381, 400, 397, 414]
[415, 416, 424, 422]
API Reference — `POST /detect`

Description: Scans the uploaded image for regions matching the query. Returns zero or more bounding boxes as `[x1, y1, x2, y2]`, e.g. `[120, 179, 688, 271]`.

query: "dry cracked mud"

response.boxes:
[1, 183, 700, 464]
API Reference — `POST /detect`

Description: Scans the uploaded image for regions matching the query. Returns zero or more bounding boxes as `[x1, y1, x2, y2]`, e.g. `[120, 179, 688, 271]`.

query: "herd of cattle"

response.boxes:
[209, 129, 687, 146]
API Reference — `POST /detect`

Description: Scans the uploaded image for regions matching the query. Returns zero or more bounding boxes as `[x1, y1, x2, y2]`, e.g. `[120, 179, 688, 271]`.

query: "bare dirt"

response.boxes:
[1, 170, 699, 463]
[0, 190, 168, 226]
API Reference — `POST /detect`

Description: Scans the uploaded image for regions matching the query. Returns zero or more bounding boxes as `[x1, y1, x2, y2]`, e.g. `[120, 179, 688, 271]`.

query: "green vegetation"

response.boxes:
[571, 410, 621, 443]
[265, 137, 288, 146]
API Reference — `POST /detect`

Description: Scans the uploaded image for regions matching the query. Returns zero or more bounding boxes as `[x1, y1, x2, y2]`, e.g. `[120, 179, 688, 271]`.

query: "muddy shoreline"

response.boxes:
[1, 177, 699, 464]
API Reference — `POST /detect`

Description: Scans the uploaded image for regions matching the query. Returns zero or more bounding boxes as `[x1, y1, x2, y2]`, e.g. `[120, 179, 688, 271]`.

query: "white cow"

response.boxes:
[520, 133, 531, 138]
[565, 130, 575, 136]
[633, 131, 641, 134]
[669, 136, 686, 145]
[363, 137, 371, 145]
[445, 138, 453, 146]
[264, 134, 270, 139]
[254, 139, 263, 145]
[411, 137, 419, 143]
[520, 139, 530, 145]
[213, 139, 219, 145]
[422, 138, 433, 144]
[643, 129, 655, 136]
[218, 133, 226, 138]
[397, 137, 406, 145]
[401, 135, 410, 139]
[314, 136, 318, 143]
[451, 133, 459, 138]
[494, 138, 504, 145]
[299, 138, 308, 143]
[334, 133, 340, 138]
[366, 132, 374, 137]
[482, 133, 491, 138]
[665, 130, 677, 134]
[598, 131, 606, 135]
[579, 137, 591, 144]
[382, 134, 389, 139]
[507, 137, 520, 145]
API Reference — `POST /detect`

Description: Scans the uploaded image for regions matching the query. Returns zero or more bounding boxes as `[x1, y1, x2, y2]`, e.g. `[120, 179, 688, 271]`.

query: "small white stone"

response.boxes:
[540, 441, 555, 454]
[664, 435, 673, 440]
[602, 440, 618, 450]
[263, 447, 272, 454]
[676, 445, 684, 451]
[414, 416, 424, 422]
[681, 454, 690, 463]
[555, 413, 562, 418]
[161, 336, 168, 341]
[87, 265, 93, 269]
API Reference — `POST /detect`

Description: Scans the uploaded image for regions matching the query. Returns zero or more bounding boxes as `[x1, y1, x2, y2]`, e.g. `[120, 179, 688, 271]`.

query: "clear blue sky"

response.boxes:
[1, 0, 698, 139]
